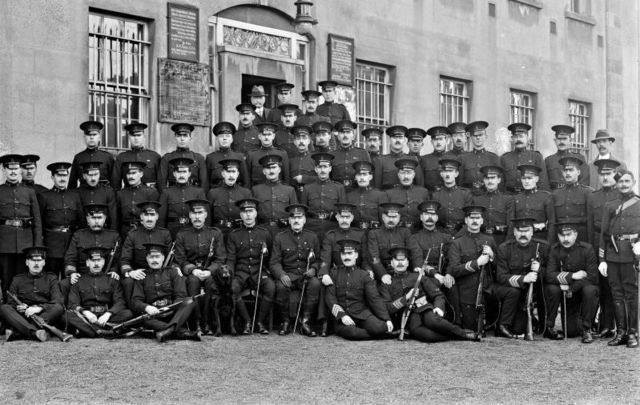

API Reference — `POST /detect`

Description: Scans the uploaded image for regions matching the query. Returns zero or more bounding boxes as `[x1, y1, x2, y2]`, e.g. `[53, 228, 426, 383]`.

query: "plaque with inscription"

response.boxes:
[168, 3, 199, 62]
[328, 34, 355, 87]
[158, 58, 211, 126]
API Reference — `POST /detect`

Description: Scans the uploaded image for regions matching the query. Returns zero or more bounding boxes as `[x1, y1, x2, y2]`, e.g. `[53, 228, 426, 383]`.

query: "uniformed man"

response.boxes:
[296, 90, 330, 128]
[446, 205, 497, 332]
[267, 83, 302, 123]
[325, 238, 393, 340]
[120, 200, 172, 306]
[37, 162, 84, 277]
[116, 161, 160, 238]
[206, 158, 252, 237]
[501, 123, 550, 193]
[289, 125, 317, 198]
[459, 121, 500, 196]
[346, 160, 388, 231]
[406, 127, 427, 157]
[379, 246, 481, 342]
[545, 220, 599, 343]
[69, 120, 114, 188]
[312, 121, 335, 153]
[588, 129, 627, 189]
[0, 154, 43, 294]
[551, 155, 593, 243]
[251, 154, 298, 236]
[66, 246, 133, 338]
[374, 126, 423, 190]
[316, 80, 351, 124]
[246, 121, 290, 186]
[447, 122, 468, 158]
[420, 126, 452, 192]
[494, 217, 548, 339]
[130, 242, 200, 342]
[367, 202, 413, 284]
[472, 165, 513, 246]
[544, 124, 589, 190]
[206, 121, 249, 189]
[249, 85, 271, 125]
[158, 157, 208, 238]
[299, 152, 346, 239]
[111, 122, 162, 191]
[330, 120, 370, 189]
[158, 123, 208, 190]
[509, 164, 555, 244]
[598, 169, 639, 348]
[226, 198, 275, 335]
[175, 199, 226, 334]
[270, 204, 321, 336]
[233, 103, 261, 154]
[61, 203, 121, 300]
[76, 161, 118, 231]
[362, 127, 383, 161]
[274, 103, 299, 157]
[20, 155, 47, 194]
[385, 158, 430, 232]
[432, 158, 473, 236]
[587, 159, 621, 338]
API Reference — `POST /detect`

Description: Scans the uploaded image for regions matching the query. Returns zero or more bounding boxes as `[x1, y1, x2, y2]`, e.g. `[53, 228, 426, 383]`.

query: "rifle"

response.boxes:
[105, 240, 119, 275]
[202, 237, 216, 270]
[294, 250, 314, 334]
[560, 259, 569, 340]
[72, 309, 117, 337]
[6, 291, 73, 342]
[163, 242, 176, 268]
[475, 242, 488, 337]
[436, 243, 444, 274]
[399, 271, 424, 341]
[420, 248, 433, 275]
[251, 242, 268, 333]
[525, 243, 540, 341]
[110, 292, 205, 333]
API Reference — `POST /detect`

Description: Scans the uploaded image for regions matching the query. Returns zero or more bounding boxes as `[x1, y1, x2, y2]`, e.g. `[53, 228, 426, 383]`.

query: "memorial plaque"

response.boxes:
[168, 3, 199, 62]
[158, 58, 210, 126]
[328, 34, 355, 86]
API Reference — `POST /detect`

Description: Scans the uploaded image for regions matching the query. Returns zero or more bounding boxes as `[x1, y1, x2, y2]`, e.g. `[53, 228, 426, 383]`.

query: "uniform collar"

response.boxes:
[176, 147, 190, 152]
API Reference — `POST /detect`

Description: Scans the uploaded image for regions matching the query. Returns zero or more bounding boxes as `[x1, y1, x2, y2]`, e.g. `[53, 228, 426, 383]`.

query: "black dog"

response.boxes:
[210, 265, 236, 336]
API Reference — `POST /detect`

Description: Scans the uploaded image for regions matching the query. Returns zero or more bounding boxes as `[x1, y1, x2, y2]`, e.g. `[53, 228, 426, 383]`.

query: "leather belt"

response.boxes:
[550, 182, 565, 190]
[152, 298, 172, 307]
[614, 233, 638, 241]
[268, 219, 289, 228]
[89, 305, 108, 314]
[47, 226, 70, 233]
[356, 220, 380, 230]
[168, 217, 190, 225]
[313, 211, 333, 220]
[214, 219, 241, 229]
[342, 179, 353, 187]
[484, 225, 507, 235]
[2, 218, 32, 228]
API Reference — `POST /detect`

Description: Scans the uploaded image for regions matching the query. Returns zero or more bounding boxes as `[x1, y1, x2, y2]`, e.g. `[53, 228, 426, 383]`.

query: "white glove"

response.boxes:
[477, 254, 490, 267]
[321, 274, 333, 286]
[341, 315, 355, 326]
[433, 307, 444, 317]
[598, 262, 608, 277]
[381, 274, 392, 285]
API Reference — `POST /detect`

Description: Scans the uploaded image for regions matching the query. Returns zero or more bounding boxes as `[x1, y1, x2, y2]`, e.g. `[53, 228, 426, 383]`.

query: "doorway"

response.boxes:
[241, 75, 286, 109]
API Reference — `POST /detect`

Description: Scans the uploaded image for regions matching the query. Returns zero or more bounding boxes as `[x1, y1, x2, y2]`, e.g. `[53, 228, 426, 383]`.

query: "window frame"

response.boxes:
[568, 100, 591, 160]
[509, 89, 536, 149]
[355, 61, 393, 151]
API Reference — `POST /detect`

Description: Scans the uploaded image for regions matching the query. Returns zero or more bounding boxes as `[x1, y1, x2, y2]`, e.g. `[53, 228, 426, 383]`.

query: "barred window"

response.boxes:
[356, 62, 392, 149]
[568, 100, 590, 160]
[439, 77, 469, 125]
[89, 13, 151, 150]
[510, 90, 536, 149]
[570, 0, 591, 15]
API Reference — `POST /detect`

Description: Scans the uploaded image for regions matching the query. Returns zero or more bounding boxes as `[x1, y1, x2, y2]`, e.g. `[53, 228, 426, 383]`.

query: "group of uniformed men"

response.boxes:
[0, 79, 638, 348]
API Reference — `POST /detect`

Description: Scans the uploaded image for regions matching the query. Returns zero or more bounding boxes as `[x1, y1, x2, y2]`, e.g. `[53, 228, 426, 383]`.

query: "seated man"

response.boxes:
[326, 239, 393, 340]
[0, 246, 64, 342]
[66, 247, 133, 338]
[379, 246, 480, 342]
[130, 243, 200, 342]
[544, 220, 599, 343]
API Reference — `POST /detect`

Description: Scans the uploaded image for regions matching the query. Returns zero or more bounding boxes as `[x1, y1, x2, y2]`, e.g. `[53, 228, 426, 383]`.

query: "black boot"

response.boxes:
[156, 325, 175, 343]
[300, 312, 317, 337]
[627, 331, 638, 348]
[235, 300, 252, 335]
[320, 320, 329, 337]
[608, 331, 628, 346]
[256, 300, 272, 335]
[497, 324, 515, 339]
[279, 319, 290, 335]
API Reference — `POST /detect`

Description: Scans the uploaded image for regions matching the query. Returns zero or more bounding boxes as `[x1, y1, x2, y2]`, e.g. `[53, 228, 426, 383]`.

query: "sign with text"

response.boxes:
[328, 34, 355, 86]
[158, 58, 210, 126]
[167, 3, 199, 62]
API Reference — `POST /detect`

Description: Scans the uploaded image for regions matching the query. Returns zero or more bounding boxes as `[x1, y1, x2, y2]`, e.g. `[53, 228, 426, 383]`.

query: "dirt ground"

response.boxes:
[0, 331, 638, 405]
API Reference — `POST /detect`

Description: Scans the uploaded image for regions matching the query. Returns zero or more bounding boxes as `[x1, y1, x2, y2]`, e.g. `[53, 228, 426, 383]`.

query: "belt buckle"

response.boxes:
[179, 217, 189, 225]
[7, 219, 22, 227]
[485, 228, 494, 234]
[146, 182, 157, 188]
[343, 179, 352, 187]
[359, 222, 369, 229]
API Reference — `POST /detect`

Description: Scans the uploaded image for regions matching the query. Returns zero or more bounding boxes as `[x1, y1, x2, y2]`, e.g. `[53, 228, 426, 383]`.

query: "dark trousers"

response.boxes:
[186, 275, 215, 328]
[408, 310, 469, 342]
[494, 285, 523, 328]
[66, 309, 134, 338]
[460, 293, 498, 333]
[231, 273, 275, 323]
[44, 257, 65, 279]
[142, 300, 197, 332]
[545, 281, 599, 337]
[0, 303, 64, 338]
[0, 254, 25, 300]
[608, 262, 638, 333]
[334, 314, 388, 340]
[121, 277, 137, 308]
[598, 273, 616, 331]
[59, 278, 71, 305]
[275, 276, 321, 318]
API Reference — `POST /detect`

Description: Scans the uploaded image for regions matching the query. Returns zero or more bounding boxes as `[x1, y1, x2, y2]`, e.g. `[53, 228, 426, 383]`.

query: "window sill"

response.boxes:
[509, 0, 543, 10]
[564, 10, 596, 26]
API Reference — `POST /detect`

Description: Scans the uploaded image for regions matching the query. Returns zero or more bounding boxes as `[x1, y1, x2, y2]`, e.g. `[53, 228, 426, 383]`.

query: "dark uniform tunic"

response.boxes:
[111, 148, 162, 191]
[295, 112, 331, 127]
[226, 224, 273, 287]
[77, 183, 118, 231]
[374, 153, 424, 190]
[22, 181, 48, 195]
[495, 239, 548, 331]
[346, 187, 387, 230]
[551, 182, 593, 243]
[159, 148, 208, 191]
[64, 229, 121, 276]
[69, 148, 114, 188]
[37, 187, 84, 259]
[326, 264, 391, 340]
[116, 184, 159, 237]
[246, 146, 290, 186]
[316, 101, 351, 124]
[253, 108, 271, 125]
[544, 151, 590, 190]
[432, 186, 473, 235]
[510, 189, 555, 242]
[408, 228, 451, 276]
[459, 149, 500, 194]
[500, 149, 550, 192]
[331, 145, 371, 188]
[0, 271, 64, 336]
[158, 184, 207, 237]
[289, 151, 317, 197]
[545, 241, 599, 336]
[446, 230, 497, 331]
[232, 125, 261, 154]
[472, 190, 513, 246]
[367, 226, 412, 280]
[274, 127, 297, 157]
[205, 148, 250, 190]
[385, 185, 430, 231]
[420, 151, 448, 192]
[299, 178, 346, 239]
[319, 228, 369, 276]
[251, 181, 297, 234]
[206, 184, 252, 234]
[120, 226, 173, 273]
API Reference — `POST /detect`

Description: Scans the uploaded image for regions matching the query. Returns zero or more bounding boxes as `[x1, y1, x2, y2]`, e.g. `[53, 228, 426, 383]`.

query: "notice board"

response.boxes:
[158, 58, 211, 126]
[328, 34, 355, 86]
[167, 3, 199, 62]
